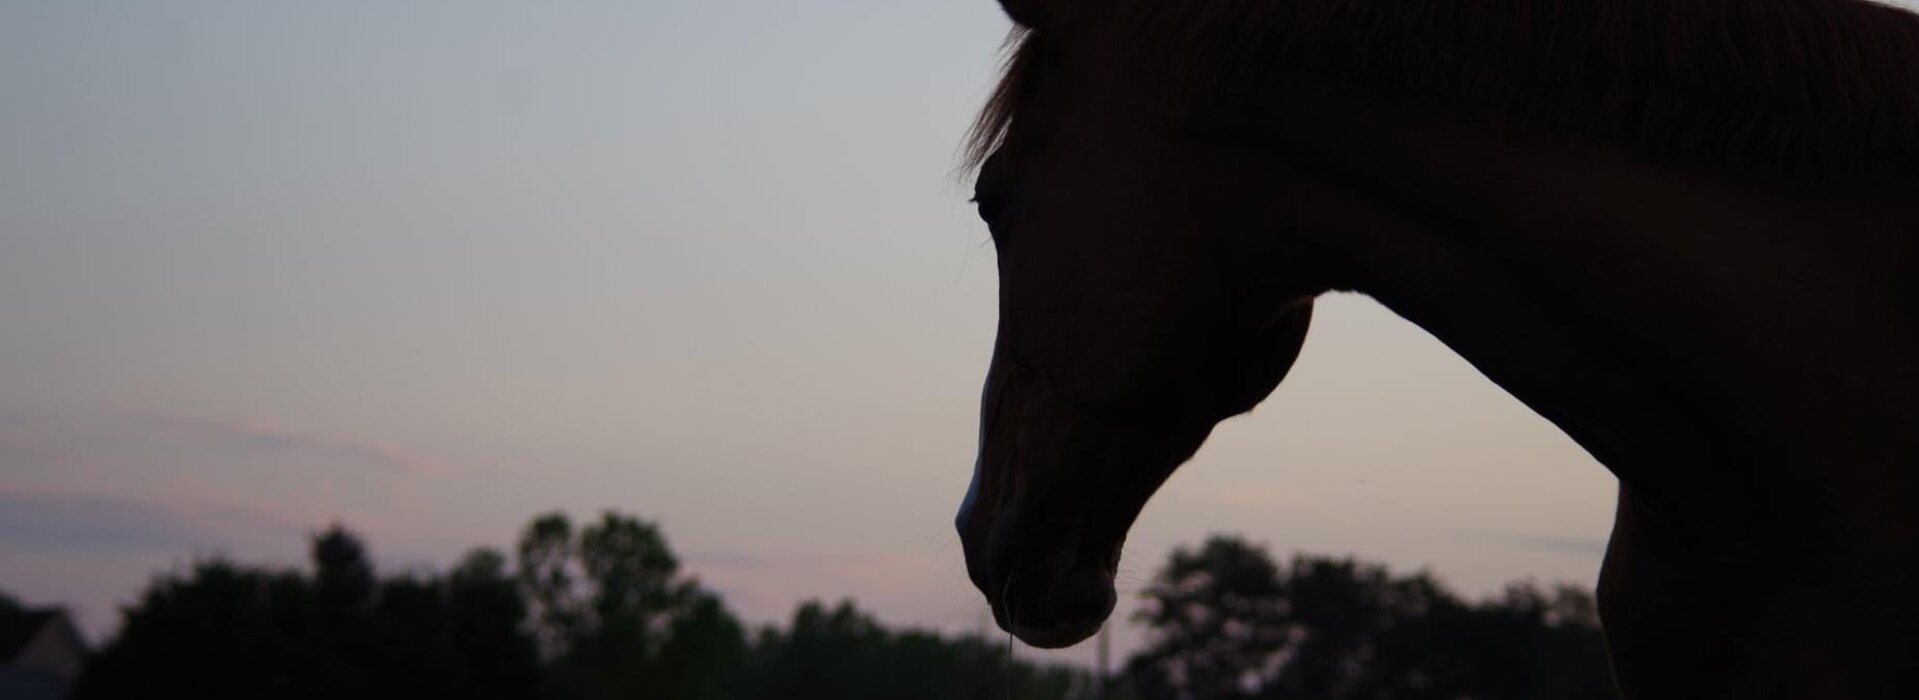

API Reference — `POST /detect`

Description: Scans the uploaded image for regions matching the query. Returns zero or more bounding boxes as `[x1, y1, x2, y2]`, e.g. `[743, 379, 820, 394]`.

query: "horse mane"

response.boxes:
[968, 0, 1919, 188]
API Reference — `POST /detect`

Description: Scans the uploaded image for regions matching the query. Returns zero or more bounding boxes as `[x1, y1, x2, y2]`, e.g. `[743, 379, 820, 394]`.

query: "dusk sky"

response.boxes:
[13, 0, 1863, 666]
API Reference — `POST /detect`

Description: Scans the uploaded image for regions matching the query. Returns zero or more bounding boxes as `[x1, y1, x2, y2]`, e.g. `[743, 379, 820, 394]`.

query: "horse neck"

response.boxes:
[1264, 98, 1919, 535]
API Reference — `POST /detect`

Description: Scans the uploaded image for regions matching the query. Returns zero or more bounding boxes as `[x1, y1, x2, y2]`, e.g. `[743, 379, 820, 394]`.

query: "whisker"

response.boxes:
[1003, 566, 1018, 700]
[1006, 629, 1015, 700]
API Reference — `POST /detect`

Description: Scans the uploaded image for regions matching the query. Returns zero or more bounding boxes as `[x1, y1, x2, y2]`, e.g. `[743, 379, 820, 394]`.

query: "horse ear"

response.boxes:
[997, 0, 1106, 31]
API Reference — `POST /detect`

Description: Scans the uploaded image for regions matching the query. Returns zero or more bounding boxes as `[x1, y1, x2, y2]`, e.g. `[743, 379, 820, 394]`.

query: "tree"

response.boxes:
[445, 548, 545, 698]
[517, 512, 584, 656]
[515, 510, 744, 700]
[738, 599, 1093, 700]
[312, 524, 376, 612]
[1127, 536, 1292, 700]
[70, 510, 1104, 700]
[75, 559, 321, 699]
[73, 525, 542, 700]
[1127, 536, 1619, 700]
[743, 599, 886, 699]
[654, 591, 749, 700]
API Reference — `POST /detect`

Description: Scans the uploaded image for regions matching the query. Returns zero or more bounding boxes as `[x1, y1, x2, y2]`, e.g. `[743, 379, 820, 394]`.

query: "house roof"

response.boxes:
[0, 611, 65, 664]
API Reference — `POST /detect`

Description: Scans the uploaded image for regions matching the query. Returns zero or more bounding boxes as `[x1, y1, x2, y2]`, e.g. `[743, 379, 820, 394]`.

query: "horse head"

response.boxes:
[955, 0, 1321, 648]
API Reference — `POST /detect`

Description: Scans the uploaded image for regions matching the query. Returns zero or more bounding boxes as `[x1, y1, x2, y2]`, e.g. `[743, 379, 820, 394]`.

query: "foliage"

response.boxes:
[67, 517, 1613, 700]
[739, 599, 1093, 700]
[72, 525, 539, 700]
[68, 512, 1092, 700]
[515, 510, 745, 700]
[1126, 535, 1618, 700]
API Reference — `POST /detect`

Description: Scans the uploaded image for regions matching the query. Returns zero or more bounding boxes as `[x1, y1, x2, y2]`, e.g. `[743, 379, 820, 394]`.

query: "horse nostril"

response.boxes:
[956, 520, 996, 601]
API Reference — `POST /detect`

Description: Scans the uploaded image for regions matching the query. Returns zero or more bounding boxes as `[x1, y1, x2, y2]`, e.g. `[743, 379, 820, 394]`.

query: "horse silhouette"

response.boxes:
[951, 1, 1919, 697]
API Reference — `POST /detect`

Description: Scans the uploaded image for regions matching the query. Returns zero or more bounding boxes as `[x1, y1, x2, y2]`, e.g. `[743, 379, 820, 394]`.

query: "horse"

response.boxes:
[949, 0, 1919, 697]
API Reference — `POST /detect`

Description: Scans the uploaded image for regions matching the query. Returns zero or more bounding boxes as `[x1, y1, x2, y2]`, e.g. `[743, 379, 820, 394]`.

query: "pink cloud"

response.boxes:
[112, 408, 448, 476]
[0, 413, 53, 452]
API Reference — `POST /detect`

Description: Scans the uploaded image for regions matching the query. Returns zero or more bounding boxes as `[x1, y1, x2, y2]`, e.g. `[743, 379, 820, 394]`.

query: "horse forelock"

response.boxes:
[966, 0, 1919, 188]
[963, 27, 1039, 177]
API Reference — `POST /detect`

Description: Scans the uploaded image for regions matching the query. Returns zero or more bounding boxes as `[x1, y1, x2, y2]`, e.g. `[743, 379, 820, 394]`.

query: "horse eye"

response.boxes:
[973, 192, 1009, 230]
[974, 185, 1020, 229]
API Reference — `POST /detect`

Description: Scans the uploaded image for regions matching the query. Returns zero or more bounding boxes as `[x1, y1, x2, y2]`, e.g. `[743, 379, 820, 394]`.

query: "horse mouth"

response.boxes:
[958, 474, 1130, 649]
[990, 559, 1118, 649]
[1006, 613, 1110, 649]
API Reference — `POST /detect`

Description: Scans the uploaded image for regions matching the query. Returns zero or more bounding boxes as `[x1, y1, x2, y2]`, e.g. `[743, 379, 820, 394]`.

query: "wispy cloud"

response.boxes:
[113, 408, 447, 475]
[0, 413, 58, 458]
[1506, 534, 1608, 555]
[0, 412, 103, 473]
[0, 419, 39, 452]
[0, 487, 308, 553]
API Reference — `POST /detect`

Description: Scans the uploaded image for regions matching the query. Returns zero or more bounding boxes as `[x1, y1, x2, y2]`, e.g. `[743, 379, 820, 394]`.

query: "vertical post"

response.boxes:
[1096, 622, 1110, 700]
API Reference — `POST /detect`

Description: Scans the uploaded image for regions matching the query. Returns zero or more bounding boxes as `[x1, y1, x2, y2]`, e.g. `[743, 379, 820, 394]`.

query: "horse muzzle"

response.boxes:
[959, 498, 1120, 648]
[955, 338, 1221, 649]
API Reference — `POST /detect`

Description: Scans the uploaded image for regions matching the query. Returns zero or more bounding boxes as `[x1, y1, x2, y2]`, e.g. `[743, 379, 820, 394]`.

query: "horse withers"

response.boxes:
[952, 1, 1919, 697]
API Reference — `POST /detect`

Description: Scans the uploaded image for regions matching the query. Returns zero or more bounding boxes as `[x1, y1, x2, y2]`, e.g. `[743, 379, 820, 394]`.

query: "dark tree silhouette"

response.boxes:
[655, 592, 749, 700]
[739, 599, 1091, 700]
[508, 513, 1098, 700]
[1127, 536, 1291, 700]
[313, 525, 376, 612]
[515, 510, 745, 700]
[444, 549, 545, 697]
[1127, 535, 1619, 700]
[69, 511, 1095, 700]
[72, 525, 541, 700]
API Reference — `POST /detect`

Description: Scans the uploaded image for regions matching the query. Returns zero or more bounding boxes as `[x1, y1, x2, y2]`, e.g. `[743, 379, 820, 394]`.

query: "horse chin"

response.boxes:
[993, 564, 1117, 649]
[1011, 617, 1107, 649]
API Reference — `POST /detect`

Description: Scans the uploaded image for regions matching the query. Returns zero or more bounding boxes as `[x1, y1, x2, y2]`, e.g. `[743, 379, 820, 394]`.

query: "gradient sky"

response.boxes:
[14, 0, 1881, 666]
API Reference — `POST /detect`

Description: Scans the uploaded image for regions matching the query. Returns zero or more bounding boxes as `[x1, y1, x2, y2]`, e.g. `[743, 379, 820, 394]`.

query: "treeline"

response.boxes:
[67, 512, 1618, 699]
[72, 511, 1088, 700]
[1126, 536, 1618, 700]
